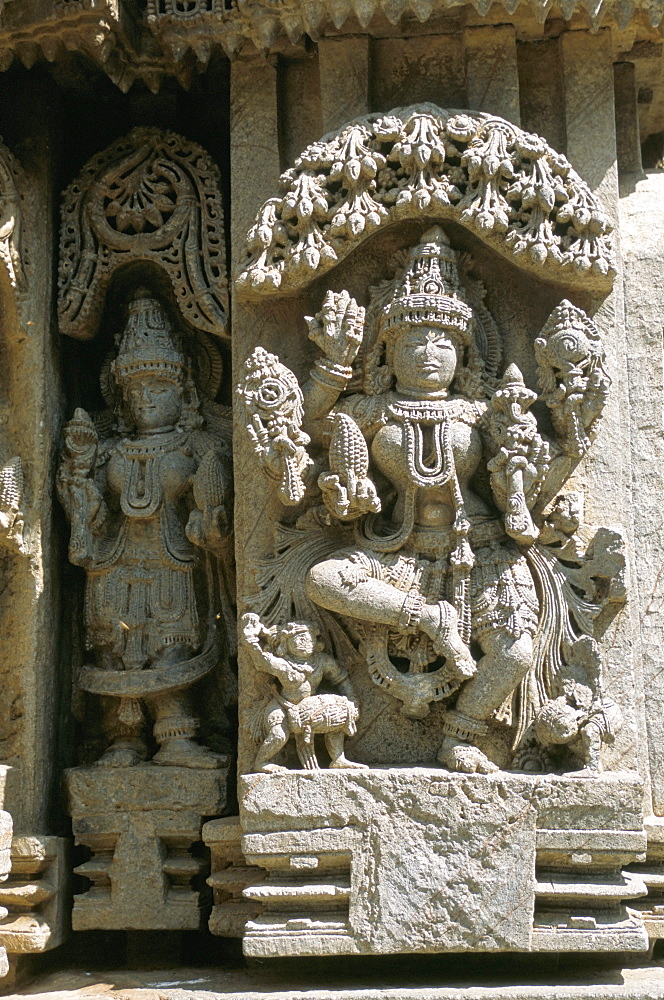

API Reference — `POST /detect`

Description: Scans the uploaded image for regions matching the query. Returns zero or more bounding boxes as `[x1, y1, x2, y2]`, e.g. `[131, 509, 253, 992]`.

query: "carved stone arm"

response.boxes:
[186, 449, 231, 553]
[322, 655, 357, 703]
[240, 614, 303, 686]
[318, 412, 381, 522]
[57, 409, 108, 563]
[535, 300, 611, 460]
[302, 289, 365, 433]
[485, 365, 550, 545]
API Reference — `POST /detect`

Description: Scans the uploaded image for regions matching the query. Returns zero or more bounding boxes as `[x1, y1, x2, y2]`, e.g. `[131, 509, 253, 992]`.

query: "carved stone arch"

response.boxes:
[236, 103, 615, 299]
[58, 127, 228, 341]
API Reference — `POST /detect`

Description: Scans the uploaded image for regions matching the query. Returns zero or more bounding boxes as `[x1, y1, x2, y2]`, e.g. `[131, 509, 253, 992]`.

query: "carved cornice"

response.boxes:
[0, 0, 660, 91]
[58, 127, 228, 340]
[146, 0, 664, 60]
[236, 105, 616, 298]
[0, 0, 171, 93]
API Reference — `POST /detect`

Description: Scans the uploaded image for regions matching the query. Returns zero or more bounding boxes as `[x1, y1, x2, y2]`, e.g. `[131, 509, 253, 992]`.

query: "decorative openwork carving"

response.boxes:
[58, 291, 233, 768]
[237, 105, 615, 297]
[239, 222, 622, 776]
[58, 128, 228, 341]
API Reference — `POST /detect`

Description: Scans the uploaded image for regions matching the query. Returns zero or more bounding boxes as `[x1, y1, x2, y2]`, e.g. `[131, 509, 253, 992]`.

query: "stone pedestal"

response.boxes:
[0, 835, 67, 984]
[237, 769, 649, 958]
[66, 765, 228, 931]
[0, 800, 12, 979]
[203, 816, 264, 939]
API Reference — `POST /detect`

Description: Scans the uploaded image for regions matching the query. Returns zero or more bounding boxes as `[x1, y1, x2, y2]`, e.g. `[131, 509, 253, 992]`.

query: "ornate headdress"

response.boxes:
[112, 290, 185, 386]
[384, 226, 473, 344]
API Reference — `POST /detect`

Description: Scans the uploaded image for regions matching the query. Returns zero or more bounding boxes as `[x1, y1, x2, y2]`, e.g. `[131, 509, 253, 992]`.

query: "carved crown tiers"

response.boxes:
[236, 105, 616, 298]
[384, 226, 473, 343]
[112, 292, 185, 385]
[58, 127, 228, 341]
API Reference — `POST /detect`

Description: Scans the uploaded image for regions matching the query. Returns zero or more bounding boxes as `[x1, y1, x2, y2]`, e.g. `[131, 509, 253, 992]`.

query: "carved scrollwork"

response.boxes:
[58, 127, 228, 340]
[237, 105, 615, 297]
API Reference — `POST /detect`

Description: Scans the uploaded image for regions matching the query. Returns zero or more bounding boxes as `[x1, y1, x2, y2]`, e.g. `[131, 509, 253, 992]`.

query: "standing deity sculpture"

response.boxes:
[240, 226, 622, 775]
[58, 290, 233, 769]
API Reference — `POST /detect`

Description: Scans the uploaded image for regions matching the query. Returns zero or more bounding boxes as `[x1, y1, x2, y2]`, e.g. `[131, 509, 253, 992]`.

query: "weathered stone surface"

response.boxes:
[13, 963, 664, 1000]
[0, 836, 67, 956]
[238, 770, 647, 957]
[67, 765, 227, 931]
[1, 0, 664, 985]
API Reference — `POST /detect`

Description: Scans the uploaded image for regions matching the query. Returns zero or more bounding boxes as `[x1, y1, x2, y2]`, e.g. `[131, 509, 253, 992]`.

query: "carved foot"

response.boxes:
[258, 763, 289, 773]
[437, 738, 499, 774]
[421, 602, 475, 679]
[329, 755, 369, 770]
[152, 738, 227, 769]
[94, 740, 148, 768]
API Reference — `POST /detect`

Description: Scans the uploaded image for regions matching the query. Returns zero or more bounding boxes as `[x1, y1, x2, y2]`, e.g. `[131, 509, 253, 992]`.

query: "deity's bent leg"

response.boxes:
[306, 555, 474, 675]
[325, 731, 369, 770]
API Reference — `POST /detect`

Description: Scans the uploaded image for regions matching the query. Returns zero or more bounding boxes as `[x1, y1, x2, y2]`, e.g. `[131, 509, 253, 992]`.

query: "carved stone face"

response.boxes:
[391, 325, 458, 394]
[286, 629, 317, 661]
[124, 374, 183, 432]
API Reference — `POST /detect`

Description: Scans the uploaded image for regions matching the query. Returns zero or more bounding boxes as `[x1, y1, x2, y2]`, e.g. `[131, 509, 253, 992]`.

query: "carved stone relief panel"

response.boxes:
[57, 129, 234, 930]
[230, 104, 643, 957]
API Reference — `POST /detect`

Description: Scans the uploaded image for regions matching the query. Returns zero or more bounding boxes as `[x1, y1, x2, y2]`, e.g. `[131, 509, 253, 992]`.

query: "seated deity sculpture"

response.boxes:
[240, 226, 620, 775]
[58, 290, 232, 769]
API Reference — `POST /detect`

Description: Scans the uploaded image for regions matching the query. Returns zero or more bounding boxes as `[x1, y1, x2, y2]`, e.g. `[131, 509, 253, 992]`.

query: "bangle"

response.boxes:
[310, 358, 353, 390]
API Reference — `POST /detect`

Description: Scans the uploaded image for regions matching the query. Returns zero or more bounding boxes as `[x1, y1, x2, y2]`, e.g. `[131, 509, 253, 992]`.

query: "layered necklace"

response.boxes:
[119, 428, 183, 519]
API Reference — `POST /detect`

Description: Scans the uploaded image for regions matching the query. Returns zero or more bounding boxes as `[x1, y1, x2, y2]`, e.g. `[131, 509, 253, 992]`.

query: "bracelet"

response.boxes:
[310, 359, 353, 390]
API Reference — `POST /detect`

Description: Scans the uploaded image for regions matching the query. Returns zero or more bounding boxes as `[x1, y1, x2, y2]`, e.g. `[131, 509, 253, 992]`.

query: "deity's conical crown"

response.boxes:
[112, 290, 185, 385]
[384, 226, 473, 344]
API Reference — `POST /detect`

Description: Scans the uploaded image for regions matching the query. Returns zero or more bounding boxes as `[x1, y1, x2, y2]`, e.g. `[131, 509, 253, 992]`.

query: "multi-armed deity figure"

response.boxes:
[241, 226, 621, 775]
[58, 290, 233, 768]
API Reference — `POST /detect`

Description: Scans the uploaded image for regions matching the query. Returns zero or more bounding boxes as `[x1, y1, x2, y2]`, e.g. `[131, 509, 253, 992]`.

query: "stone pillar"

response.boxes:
[614, 62, 643, 177]
[517, 38, 566, 151]
[0, 69, 69, 985]
[230, 53, 283, 781]
[318, 37, 369, 134]
[561, 29, 651, 801]
[464, 24, 520, 124]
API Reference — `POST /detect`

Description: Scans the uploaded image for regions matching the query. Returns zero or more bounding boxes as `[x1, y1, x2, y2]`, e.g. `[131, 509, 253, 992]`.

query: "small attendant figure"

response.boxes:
[241, 612, 366, 772]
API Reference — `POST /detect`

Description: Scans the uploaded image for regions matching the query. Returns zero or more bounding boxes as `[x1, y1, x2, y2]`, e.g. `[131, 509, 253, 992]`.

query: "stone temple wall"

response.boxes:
[0, 0, 663, 994]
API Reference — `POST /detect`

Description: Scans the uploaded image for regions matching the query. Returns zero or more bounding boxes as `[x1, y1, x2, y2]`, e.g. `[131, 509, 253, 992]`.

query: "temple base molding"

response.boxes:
[66, 764, 228, 931]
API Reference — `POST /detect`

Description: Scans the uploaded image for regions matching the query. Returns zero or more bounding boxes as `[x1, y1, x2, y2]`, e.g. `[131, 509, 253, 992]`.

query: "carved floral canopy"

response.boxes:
[237, 104, 615, 298]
